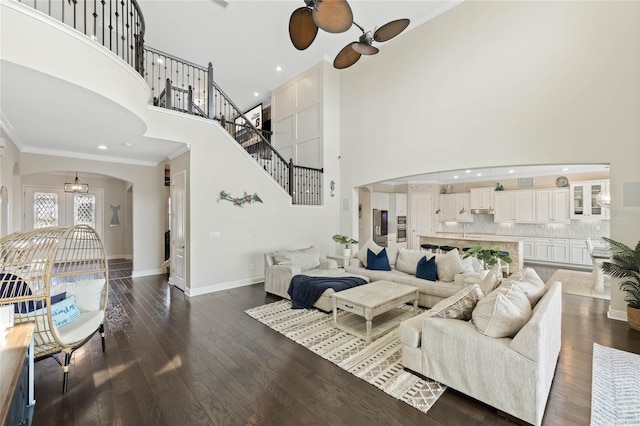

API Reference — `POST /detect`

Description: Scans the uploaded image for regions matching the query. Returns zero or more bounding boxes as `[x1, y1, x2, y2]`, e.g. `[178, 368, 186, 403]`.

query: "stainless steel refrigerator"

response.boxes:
[373, 209, 388, 247]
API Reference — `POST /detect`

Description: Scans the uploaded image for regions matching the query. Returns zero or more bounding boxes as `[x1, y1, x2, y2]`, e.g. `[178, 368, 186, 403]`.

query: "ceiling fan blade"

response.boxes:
[312, 0, 353, 33]
[334, 43, 361, 69]
[374, 18, 410, 43]
[352, 42, 379, 56]
[289, 7, 318, 50]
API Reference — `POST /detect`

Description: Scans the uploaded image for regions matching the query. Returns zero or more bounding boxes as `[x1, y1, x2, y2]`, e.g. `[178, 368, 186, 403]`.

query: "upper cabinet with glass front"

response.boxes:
[570, 180, 610, 219]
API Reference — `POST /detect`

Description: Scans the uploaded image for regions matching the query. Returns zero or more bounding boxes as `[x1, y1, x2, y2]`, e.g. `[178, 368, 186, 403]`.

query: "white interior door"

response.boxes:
[410, 193, 433, 249]
[170, 171, 186, 292]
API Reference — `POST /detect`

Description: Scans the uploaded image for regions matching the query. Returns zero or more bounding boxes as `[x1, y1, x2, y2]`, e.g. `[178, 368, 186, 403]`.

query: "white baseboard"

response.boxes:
[607, 307, 628, 322]
[107, 254, 133, 260]
[132, 268, 163, 278]
[186, 276, 264, 297]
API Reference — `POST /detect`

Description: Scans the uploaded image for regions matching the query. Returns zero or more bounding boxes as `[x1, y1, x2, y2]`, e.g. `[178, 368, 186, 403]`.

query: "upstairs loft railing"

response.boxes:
[17, 0, 145, 74]
[16, 0, 323, 205]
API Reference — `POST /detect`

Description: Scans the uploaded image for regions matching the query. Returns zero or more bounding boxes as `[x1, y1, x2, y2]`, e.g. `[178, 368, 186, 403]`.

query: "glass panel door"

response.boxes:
[573, 185, 584, 216]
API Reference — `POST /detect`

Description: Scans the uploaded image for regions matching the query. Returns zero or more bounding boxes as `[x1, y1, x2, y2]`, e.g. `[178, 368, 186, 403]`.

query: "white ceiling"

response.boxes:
[380, 163, 611, 185]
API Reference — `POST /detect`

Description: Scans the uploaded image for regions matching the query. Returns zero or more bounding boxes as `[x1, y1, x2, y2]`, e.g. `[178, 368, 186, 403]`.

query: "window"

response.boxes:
[34, 192, 59, 228]
[74, 194, 96, 228]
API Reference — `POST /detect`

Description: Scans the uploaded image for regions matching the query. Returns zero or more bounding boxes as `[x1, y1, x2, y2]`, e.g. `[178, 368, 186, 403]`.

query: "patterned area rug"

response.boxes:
[245, 300, 446, 413]
[549, 269, 610, 300]
[591, 343, 640, 425]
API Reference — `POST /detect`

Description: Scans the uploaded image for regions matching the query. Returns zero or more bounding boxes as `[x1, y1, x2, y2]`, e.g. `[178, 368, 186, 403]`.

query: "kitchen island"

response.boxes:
[419, 233, 524, 273]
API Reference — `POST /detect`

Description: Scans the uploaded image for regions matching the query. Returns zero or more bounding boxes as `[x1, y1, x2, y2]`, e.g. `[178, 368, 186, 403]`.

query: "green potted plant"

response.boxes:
[462, 245, 512, 275]
[332, 234, 358, 257]
[600, 237, 640, 331]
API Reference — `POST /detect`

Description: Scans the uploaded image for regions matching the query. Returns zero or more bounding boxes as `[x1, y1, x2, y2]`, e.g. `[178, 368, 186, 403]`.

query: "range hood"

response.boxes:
[471, 208, 495, 215]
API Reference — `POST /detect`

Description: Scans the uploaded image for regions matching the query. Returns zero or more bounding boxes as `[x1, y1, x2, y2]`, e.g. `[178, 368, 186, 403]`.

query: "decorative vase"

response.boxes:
[627, 305, 640, 331]
[343, 248, 352, 257]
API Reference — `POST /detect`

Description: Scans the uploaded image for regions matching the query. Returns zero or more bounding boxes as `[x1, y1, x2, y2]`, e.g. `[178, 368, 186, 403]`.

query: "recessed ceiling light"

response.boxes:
[122, 142, 133, 147]
[476, 173, 482, 177]
[453, 175, 459, 179]
[562, 167, 569, 172]
[254, 92, 259, 97]
[508, 169, 515, 173]
[97, 145, 107, 150]
[276, 66, 282, 72]
[465, 170, 471, 173]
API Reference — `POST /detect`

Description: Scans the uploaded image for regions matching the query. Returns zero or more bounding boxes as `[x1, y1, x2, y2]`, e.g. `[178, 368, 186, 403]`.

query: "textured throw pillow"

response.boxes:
[478, 263, 503, 296]
[72, 279, 106, 312]
[396, 248, 427, 275]
[507, 268, 546, 307]
[427, 284, 483, 320]
[416, 256, 438, 281]
[356, 240, 383, 267]
[274, 246, 320, 271]
[472, 284, 532, 338]
[435, 249, 463, 282]
[50, 295, 81, 328]
[366, 248, 391, 271]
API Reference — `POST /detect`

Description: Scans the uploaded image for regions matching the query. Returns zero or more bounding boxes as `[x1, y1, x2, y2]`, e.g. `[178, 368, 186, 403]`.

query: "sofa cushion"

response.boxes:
[505, 268, 546, 307]
[415, 256, 437, 281]
[435, 248, 463, 282]
[273, 246, 320, 272]
[396, 248, 427, 275]
[427, 284, 483, 320]
[472, 283, 532, 338]
[367, 248, 391, 271]
[356, 240, 383, 267]
[478, 263, 503, 297]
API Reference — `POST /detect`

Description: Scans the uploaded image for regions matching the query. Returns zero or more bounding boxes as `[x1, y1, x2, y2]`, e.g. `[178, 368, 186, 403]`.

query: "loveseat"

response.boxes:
[264, 245, 369, 311]
[344, 240, 485, 308]
[399, 268, 562, 426]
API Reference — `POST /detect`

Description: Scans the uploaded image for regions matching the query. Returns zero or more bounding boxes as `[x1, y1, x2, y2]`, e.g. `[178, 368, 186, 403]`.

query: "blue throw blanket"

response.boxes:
[288, 275, 367, 309]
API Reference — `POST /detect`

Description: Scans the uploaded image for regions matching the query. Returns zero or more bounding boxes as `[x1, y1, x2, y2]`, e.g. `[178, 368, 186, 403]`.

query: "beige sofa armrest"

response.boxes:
[349, 257, 364, 268]
[264, 264, 301, 299]
[319, 258, 338, 269]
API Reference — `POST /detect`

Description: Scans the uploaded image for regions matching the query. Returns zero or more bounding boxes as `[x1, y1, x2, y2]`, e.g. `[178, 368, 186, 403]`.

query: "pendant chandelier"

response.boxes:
[64, 173, 89, 193]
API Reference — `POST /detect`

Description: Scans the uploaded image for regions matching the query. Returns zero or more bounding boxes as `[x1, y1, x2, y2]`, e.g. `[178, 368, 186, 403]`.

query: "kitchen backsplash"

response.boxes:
[437, 213, 610, 239]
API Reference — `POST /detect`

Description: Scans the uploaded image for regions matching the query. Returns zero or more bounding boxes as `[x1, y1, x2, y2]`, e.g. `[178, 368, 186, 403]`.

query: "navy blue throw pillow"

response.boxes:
[416, 256, 438, 281]
[366, 248, 391, 271]
[0, 273, 66, 313]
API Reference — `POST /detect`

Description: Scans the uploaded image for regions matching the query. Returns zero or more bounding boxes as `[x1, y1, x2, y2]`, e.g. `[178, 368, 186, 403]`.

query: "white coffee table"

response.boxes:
[331, 280, 419, 343]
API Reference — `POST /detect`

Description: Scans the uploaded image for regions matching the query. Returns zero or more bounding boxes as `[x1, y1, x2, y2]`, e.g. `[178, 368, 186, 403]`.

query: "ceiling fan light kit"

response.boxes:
[289, 0, 410, 69]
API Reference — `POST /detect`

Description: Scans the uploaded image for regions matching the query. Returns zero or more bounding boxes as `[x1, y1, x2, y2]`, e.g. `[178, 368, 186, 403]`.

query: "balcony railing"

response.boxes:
[16, 0, 323, 205]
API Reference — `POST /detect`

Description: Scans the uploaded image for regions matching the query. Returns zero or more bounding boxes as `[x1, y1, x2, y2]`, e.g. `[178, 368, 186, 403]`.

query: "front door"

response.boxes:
[410, 193, 433, 249]
[170, 171, 186, 291]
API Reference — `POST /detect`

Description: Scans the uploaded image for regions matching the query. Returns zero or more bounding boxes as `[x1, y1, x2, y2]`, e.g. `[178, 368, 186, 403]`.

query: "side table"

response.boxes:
[326, 254, 351, 268]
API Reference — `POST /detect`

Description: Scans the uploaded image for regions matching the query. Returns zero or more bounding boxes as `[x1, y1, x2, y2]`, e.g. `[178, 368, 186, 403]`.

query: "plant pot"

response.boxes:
[343, 248, 352, 257]
[627, 305, 640, 331]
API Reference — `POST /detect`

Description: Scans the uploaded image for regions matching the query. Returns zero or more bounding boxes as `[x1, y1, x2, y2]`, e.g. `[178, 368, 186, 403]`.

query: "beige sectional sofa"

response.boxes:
[344, 240, 484, 308]
[264, 245, 369, 311]
[399, 269, 562, 426]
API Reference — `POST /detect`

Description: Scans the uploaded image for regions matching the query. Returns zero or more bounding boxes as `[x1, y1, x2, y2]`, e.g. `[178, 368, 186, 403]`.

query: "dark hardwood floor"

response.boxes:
[32, 260, 640, 425]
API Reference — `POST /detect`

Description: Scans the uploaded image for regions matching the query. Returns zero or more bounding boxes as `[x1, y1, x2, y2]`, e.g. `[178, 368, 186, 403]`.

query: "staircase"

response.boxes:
[16, 0, 323, 205]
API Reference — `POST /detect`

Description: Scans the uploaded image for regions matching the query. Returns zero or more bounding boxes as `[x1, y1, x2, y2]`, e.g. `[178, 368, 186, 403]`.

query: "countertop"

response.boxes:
[421, 233, 525, 243]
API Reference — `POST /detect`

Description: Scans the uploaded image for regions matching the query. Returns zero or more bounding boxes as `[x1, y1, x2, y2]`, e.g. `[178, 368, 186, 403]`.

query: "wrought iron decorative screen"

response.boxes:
[74, 194, 96, 228]
[34, 192, 59, 229]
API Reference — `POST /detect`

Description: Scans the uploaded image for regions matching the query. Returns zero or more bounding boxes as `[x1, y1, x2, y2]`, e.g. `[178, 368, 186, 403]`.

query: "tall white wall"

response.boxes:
[339, 1, 640, 318]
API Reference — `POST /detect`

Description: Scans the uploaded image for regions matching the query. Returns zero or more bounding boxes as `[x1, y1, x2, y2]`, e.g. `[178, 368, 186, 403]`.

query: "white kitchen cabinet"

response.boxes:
[470, 187, 494, 211]
[439, 194, 456, 222]
[372, 192, 390, 211]
[570, 180, 610, 219]
[523, 238, 535, 260]
[513, 190, 537, 223]
[536, 189, 570, 224]
[455, 193, 474, 223]
[493, 191, 514, 223]
[570, 239, 591, 265]
[534, 238, 570, 264]
[395, 193, 407, 216]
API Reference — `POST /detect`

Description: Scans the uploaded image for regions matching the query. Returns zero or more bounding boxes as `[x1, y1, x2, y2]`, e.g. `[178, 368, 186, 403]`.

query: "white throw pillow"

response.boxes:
[396, 248, 428, 275]
[472, 283, 532, 338]
[426, 284, 483, 320]
[435, 249, 463, 282]
[478, 263, 503, 297]
[506, 267, 547, 307]
[72, 278, 106, 312]
[356, 240, 383, 267]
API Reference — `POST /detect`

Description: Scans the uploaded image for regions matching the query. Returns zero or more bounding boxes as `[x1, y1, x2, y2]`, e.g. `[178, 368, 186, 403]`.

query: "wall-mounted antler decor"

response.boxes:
[217, 190, 263, 207]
